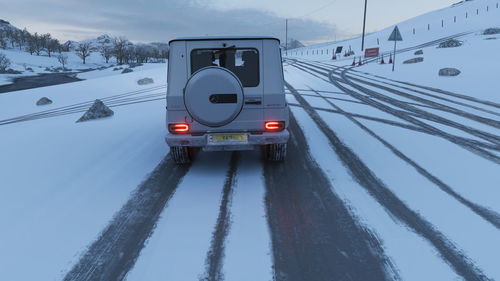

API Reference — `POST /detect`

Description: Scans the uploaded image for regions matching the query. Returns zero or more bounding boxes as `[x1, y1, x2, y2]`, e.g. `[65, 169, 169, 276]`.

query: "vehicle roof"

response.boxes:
[169, 36, 280, 44]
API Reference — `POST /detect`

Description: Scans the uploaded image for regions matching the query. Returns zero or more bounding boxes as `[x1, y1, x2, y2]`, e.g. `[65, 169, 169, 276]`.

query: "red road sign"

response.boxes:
[364, 47, 380, 58]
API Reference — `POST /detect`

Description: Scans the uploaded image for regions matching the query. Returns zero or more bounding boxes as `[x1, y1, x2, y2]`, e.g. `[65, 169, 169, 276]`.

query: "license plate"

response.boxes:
[208, 134, 248, 144]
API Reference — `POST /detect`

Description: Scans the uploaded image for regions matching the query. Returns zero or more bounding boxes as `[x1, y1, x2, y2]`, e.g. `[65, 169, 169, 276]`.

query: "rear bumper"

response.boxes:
[165, 130, 289, 151]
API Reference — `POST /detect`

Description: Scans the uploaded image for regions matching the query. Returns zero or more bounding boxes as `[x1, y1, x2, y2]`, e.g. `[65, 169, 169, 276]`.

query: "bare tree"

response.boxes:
[5, 28, 15, 48]
[46, 38, 59, 57]
[31, 33, 43, 56]
[99, 43, 113, 63]
[20, 28, 30, 48]
[112, 37, 128, 65]
[76, 42, 91, 64]
[0, 31, 6, 49]
[0, 53, 11, 72]
[57, 53, 68, 70]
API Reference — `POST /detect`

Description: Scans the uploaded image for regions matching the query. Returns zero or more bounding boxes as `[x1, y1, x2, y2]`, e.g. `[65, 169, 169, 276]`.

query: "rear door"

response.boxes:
[186, 40, 264, 131]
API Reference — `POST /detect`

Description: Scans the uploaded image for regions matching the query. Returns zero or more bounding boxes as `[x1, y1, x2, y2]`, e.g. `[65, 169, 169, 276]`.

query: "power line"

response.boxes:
[301, 0, 339, 18]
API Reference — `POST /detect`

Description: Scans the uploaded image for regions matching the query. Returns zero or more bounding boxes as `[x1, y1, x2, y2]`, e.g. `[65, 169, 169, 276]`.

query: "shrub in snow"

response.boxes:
[113, 67, 122, 71]
[438, 39, 463, 48]
[36, 97, 53, 106]
[403, 57, 424, 64]
[414, 50, 423, 55]
[0, 53, 11, 73]
[129, 63, 143, 68]
[439, 68, 461, 77]
[483, 28, 500, 35]
[137, 78, 154, 85]
[122, 68, 133, 74]
[77, 99, 114, 122]
[2, 69, 22, 74]
[57, 53, 68, 70]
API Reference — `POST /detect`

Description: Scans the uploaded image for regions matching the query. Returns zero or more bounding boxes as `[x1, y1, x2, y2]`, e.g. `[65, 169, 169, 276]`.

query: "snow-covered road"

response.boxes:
[1, 34, 499, 281]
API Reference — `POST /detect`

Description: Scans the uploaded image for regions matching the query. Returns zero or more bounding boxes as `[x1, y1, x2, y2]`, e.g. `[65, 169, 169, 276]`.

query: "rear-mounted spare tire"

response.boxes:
[184, 66, 244, 127]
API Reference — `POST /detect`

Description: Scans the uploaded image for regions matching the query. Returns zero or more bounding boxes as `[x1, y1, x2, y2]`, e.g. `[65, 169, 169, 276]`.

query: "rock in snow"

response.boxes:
[414, 50, 424, 55]
[122, 68, 133, 74]
[36, 97, 53, 106]
[483, 28, 500, 35]
[137, 78, 154, 85]
[77, 99, 114, 122]
[439, 68, 461, 77]
[438, 39, 463, 48]
[403, 57, 424, 64]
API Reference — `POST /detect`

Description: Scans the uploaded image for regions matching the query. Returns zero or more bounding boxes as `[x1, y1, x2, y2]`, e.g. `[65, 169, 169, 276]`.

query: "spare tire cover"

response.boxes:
[184, 67, 244, 127]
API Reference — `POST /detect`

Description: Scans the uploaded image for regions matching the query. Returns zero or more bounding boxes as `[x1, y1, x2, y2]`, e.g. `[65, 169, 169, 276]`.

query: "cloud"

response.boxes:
[2, 0, 337, 44]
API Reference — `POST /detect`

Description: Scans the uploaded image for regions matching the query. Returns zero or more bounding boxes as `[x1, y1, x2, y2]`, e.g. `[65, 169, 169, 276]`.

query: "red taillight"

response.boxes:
[169, 123, 190, 134]
[265, 121, 286, 132]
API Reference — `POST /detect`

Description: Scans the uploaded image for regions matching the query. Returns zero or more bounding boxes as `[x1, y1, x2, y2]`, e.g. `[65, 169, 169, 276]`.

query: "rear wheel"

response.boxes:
[263, 143, 287, 162]
[171, 146, 192, 164]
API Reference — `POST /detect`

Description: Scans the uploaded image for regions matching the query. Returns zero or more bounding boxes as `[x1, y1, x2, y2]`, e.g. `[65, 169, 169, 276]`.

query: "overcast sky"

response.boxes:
[2, 0, 457, 45]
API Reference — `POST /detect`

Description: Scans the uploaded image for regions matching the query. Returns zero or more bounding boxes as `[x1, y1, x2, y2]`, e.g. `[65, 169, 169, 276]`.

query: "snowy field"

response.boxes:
[0, 49, 113, 86]
[1, 1, 499, 281]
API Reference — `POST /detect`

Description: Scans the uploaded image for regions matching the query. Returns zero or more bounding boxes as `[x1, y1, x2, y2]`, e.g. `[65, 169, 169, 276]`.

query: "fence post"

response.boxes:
[428, 24, 430, 30]
[466, 12, 468, 18]
[442, 20, 444, 27]
[477, 9, 479, 15]
[413, 28, 416, 34]
[454, 16, 456, 22]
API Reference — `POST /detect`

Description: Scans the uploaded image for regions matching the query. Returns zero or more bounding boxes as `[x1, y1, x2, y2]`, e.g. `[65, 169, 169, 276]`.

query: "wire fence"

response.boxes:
[286, 2, 500, 59]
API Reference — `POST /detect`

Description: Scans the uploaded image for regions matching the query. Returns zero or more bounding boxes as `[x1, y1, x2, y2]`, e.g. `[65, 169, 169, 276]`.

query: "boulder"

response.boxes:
[483, 28, 500, 35]
[439, 68, 461, 77]
[438, 39, 463, 48]
[77, 99, 114, 122]
[137, 78, 154, 85]
[414, 50, 424, 55]
[121, 68, 133, 74]
[403, 57, 424, 64]
[36, 97, 53, 106]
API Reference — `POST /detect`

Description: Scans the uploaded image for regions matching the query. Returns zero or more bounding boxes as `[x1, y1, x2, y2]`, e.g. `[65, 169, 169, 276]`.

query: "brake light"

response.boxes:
[169, 123, 190, 134]
[265, 121, 285, 132]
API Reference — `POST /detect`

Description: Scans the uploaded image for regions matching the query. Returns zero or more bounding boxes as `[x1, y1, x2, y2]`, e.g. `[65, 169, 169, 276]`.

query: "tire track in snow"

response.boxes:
[302, 85, 500, 230]
[289, 61, 500, 163]
[63, 155, 190, 281]
[341, 70, 500, 118]
[285, 81, 490, 281]
[264, 114, 396, 281]
[0, 85, 166, 126]
[298, 61, 500, 144]
[201, 152, 239, 281]
[349, 69, 500, 110]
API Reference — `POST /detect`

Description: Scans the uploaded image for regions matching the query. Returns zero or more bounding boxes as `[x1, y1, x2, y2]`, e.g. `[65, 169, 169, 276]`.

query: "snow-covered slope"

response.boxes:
[288, 0, 500, 57]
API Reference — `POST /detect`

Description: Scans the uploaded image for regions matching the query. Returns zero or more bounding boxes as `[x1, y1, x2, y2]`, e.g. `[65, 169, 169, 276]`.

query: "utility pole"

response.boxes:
[285, 19, 288, 56]
[361, 0, 368, 51]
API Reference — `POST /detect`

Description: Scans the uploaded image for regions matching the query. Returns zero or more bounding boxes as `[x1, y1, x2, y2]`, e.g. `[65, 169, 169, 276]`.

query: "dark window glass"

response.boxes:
[190, 48, 259, 87]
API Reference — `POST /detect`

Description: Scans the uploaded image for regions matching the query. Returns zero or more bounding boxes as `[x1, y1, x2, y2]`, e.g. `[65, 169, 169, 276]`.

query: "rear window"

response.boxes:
[190, 48, 259, 87]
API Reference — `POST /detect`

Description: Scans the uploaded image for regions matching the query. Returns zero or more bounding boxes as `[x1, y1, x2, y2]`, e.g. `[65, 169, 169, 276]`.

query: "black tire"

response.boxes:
[171, 146, 192, 164]
[263, 143, 287, 162]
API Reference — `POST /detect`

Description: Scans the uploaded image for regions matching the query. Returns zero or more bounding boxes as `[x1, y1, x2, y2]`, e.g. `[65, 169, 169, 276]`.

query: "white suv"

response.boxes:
[166, 36, 289, 164]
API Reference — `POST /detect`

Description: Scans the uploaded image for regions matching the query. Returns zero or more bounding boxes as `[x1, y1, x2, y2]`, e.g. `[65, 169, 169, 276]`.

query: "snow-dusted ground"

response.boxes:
[0, 66, 168, 281]
[0, 1, 499, 280]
